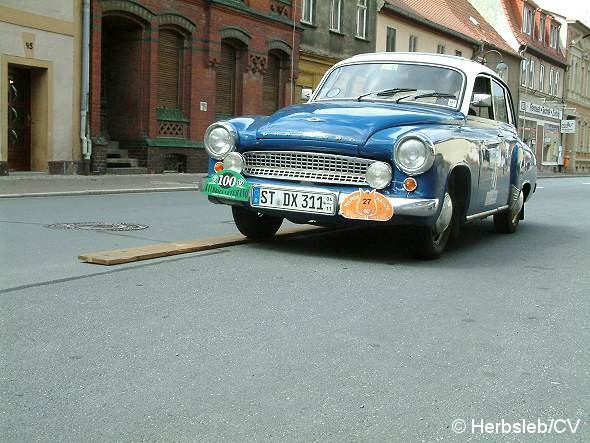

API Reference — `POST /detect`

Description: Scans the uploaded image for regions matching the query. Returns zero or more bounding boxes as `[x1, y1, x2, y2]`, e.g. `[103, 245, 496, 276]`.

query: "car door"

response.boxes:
[490, 79, 516, 208]
[465, 75, 506, 213]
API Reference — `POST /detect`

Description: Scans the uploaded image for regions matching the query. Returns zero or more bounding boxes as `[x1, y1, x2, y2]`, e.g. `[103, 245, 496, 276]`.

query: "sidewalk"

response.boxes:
[537, 171, 590, 179]
[1, 170, 588, 198]
[0, 172, 205, 198]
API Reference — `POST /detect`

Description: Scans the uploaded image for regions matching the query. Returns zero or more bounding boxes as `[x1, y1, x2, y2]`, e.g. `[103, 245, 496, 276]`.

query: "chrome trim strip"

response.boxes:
[466, 205, 509, 221]
[242, 150, 373, 185]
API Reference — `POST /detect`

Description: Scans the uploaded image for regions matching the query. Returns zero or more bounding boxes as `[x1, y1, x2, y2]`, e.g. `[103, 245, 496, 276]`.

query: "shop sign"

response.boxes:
[519, 101, 563, 120]
[560, 120, 576, 133]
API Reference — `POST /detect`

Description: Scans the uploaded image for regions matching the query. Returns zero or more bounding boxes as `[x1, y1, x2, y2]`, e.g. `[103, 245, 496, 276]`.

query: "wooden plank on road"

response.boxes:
[78, 225, 323, 266]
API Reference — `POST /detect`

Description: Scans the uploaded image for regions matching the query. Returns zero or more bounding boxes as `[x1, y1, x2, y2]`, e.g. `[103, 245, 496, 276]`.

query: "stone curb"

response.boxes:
[537, 174, 590, 179]
[0, 186, 198, 199]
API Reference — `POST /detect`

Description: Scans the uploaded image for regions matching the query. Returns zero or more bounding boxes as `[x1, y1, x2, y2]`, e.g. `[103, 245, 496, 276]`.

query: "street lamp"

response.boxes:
[481, 49, 509, 79]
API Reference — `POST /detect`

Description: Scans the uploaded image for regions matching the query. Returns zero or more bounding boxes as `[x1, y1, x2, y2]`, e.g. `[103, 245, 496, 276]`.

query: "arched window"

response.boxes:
[263, 53, 281, 115]
[216, 42, 238, 117]
[158, 29, 182, 109]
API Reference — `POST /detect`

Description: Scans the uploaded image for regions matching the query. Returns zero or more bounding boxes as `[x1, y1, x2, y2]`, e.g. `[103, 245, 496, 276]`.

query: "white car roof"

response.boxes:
[335, 52, 502, 82]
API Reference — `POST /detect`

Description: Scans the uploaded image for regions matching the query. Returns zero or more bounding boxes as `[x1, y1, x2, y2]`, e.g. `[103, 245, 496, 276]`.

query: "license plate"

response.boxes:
[251, 187, 336, 215]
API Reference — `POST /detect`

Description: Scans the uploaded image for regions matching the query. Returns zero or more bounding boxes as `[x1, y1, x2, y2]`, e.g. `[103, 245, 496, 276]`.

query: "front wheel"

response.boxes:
[232, 206, 283, 240]
[409, 191, 454, 260]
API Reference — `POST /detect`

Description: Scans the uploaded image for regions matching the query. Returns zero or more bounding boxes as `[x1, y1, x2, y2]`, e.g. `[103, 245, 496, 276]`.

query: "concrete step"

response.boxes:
[107, 140, 120, 150]
[106, 147, 128, 157]
[106, 167, 148, 175]
[107, 158, 139, 167]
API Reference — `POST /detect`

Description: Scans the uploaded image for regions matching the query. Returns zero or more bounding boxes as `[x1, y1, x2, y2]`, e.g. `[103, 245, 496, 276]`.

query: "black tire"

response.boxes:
[409, 191, 455, 260]
[493, 188, 524, 234]
[493, 204, 522, 234]
[232, 206, 283, 239]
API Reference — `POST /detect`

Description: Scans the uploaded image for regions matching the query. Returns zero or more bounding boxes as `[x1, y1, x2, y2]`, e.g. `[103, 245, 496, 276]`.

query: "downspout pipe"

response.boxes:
[81, 0, 91, 161]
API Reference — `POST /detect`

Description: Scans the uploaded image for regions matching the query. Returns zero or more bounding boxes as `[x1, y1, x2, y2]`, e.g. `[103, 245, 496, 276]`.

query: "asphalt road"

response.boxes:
[1, 178, 589, 442]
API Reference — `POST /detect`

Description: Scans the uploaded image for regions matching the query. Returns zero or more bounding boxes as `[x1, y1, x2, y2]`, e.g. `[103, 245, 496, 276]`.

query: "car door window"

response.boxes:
[491, 80, 509, 124]
[470, 76, 493, 120]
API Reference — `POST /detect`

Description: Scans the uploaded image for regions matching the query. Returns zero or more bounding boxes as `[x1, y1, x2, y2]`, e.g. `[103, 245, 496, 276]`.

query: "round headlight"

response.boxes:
[204, 122, 237, 159]
[222, 152, 245, 173]
[365, 161, 392, 189]
[394, 134, 435, 176]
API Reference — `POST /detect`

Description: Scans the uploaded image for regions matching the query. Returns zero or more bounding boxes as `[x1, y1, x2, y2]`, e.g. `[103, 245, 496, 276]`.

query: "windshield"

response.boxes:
[314, 62, 464, 109]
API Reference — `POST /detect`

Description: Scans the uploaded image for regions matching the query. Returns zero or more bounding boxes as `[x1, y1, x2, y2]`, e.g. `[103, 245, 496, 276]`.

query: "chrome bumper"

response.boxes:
[202, 178, 440, 218]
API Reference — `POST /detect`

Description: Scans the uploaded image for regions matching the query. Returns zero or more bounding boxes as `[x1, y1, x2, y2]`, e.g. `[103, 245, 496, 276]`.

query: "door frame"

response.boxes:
[1, 55, 52, 171]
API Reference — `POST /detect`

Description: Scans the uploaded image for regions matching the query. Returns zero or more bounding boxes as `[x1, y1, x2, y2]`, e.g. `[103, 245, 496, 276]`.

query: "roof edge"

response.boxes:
[382, 3, 480, 46]
[523, 45, 567, 68]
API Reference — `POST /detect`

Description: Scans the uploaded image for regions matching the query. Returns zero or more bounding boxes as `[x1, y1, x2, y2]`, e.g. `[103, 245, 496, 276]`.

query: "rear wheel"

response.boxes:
[232, 206, 283, 239]
[410, 191, 455, 260]
[493, 190, 523, 234]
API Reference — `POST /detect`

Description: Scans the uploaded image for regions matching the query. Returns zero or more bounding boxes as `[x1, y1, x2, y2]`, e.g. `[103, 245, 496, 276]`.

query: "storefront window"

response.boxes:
[520, 118, 537, 149]
[543, 122, 560, 164]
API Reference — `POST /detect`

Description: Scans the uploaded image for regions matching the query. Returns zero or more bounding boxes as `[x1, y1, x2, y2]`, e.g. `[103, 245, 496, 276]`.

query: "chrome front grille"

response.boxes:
[242, 151, 372, 185]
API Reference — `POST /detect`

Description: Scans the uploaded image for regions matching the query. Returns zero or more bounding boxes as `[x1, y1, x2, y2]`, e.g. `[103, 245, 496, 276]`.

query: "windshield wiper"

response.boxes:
[357, 88, 417, 101]
[396, 92, 457, 103]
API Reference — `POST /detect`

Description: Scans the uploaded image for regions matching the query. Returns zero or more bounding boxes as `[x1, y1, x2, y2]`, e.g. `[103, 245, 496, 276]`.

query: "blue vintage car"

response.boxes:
[202, 53, 536, 259]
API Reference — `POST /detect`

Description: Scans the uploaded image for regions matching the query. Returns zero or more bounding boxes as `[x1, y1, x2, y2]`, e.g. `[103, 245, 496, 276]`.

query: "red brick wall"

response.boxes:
[89, 0, 301, 172]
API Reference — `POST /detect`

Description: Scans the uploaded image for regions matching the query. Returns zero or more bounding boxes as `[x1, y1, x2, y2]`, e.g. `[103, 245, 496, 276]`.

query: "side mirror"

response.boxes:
[471, 93, 492, 107]
[301, 88, 313, 101]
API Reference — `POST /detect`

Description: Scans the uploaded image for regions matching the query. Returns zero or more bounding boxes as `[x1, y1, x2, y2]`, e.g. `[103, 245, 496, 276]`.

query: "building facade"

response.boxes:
[295, 0, 377, 103]
[377, 0, 521, 104]
[0, 0, 82, 175]
[563, 20, 590, 173]
[473, 0, 567, 172]
[89, 0, 301, 174]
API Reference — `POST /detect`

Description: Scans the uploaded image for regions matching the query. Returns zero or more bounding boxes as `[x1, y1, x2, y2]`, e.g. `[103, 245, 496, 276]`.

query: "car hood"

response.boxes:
[255, 101, 463, 146]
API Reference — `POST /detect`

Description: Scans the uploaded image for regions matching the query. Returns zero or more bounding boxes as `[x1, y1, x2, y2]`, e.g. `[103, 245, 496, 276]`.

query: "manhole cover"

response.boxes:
[46, 222, 149, 232]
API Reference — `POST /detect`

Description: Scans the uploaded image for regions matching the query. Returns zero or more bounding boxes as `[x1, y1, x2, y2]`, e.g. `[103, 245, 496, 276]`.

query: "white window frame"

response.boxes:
[549, 68, 555, 95]
[554, 70, 560, 96]
[386, 26, 396, 52]
[409, 35, 418, 52]
[528, 59, 535, 89]
[521, 59, 528, 87]
[539, 64, 545, 92]
[538, 14, 546, 42]
[302, 0, 315, 25]
[329, 0, 342, 33]
[437, 44, 446, 54]
[523, 6, 533, 35]
[550, 24, 559, 49]
[355, 0, 367, 39]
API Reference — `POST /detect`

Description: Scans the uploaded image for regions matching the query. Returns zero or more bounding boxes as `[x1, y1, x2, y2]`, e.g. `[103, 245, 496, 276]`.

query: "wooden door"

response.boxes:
[7, 66, 31, 171]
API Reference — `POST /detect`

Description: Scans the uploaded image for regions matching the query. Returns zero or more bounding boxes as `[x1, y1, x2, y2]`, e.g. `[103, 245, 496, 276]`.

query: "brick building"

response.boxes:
[89, 0, 301, 174]
[562, 20, 590, 173]
[471, 0, 568, 172]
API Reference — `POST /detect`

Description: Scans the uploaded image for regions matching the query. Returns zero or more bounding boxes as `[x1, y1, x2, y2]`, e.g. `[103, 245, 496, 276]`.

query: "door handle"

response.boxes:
[497, 132, 504, 137]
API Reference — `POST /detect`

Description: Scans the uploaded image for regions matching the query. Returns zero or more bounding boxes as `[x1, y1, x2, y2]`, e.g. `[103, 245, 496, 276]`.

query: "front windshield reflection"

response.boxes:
[315, 63, 464, 108]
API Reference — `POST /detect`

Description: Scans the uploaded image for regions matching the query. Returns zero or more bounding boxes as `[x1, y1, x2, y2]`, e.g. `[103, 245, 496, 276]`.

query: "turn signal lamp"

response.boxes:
[403, 177, 418, 192]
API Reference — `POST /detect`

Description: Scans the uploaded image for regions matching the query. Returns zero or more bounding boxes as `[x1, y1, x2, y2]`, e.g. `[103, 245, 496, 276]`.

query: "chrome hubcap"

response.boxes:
[511, 191, 524, 224]
[434, 192, 453, 236]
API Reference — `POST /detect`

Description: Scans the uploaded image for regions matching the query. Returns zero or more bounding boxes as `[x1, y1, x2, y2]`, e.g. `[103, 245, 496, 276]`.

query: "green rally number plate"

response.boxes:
[201, 170, 251, 202]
